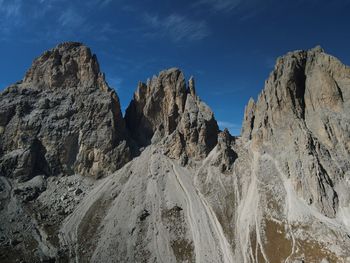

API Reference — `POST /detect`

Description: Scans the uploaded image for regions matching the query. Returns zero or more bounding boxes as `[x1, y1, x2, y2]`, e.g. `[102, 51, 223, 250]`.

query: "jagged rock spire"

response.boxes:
[188, 76, 196, 97]
[125, 68, 219, 160]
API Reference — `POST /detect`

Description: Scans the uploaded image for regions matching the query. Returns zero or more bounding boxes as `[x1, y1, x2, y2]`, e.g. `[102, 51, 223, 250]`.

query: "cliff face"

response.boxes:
[0, 42, 130, 181]
[242, 46, 350, 218]
[125, 68, 219, 162]
[1, 43, 350, 263]
[234, 47, 350, 262]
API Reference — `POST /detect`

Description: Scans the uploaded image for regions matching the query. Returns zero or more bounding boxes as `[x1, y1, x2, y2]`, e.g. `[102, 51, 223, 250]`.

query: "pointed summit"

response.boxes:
[242, 46, 350, 218]
[188, 76, 196, 97]
[0, 42, 130, 180]
[125, 68, 219, 160]
[23, 42, 109, 91]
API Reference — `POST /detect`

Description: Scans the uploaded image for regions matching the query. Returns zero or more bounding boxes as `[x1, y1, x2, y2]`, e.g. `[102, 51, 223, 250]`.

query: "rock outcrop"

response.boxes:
[125, 68, 219, 161]
[2, 43, 350, 263]
[242, 46, 350, 218]
[0, 42, 130, 180]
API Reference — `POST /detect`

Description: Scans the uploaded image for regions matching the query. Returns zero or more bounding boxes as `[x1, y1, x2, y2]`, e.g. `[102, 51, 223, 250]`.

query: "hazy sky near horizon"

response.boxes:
[0, 0, 349, 134]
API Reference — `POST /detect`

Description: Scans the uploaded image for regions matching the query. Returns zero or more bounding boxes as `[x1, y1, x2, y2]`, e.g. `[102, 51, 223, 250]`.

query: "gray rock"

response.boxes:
[74, 188, 83, 195]
[2, 43, 350, 263]
[0, 42, 131, 181]
[241, 97, 255, 139]
[214, 128, 237, 172]
[242, 46, 350, 217]
[125, 68, 219, 161]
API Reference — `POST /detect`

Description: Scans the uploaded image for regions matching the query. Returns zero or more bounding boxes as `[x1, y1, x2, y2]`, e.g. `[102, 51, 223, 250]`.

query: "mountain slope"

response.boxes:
[1, 43, 350, 262]
[239, 46, 350, 262]
[0, 42, 131, 262]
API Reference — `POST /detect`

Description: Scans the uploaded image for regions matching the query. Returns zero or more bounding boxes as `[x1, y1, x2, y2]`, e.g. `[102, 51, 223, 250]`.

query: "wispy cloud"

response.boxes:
[0, 0, 119, 43]
[0, 0, 22, 17]
[58, 8, 85, 28]
[0, 0, 24, 38]
[192, 0, 265, 20]
[106, 75, 123, 91]
[87, 0, 113, 8]
[194, 0, 242, 12]
[99, 0, 112, 6]
[217, 121, 241, 135]
[144, 13, 210, 42]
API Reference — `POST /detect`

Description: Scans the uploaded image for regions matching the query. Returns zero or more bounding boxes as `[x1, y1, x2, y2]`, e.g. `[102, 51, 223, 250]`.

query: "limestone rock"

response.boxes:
[57, 46, 350, 262]
[23, 42, 106, 91]
[2, 43, 350, 263]
[0, 42, 130, 180]
[242, 46, 350, 218]
[214, 128, 237, 172]
[125, 68, 219, 160]
[241, 97, 255, 139]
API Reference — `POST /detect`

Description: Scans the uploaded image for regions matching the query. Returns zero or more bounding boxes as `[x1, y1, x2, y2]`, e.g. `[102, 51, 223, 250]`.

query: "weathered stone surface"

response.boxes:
[2, 43, 350, 263]
[0, 42, 130, 181]
[241, 97, 255, 139]
[23, 42, 105, 91]
[214, 128, 237, 172]
[242, 46, 350, 218]
[57, 47, 350, 262]
[125, 68, 219, 161]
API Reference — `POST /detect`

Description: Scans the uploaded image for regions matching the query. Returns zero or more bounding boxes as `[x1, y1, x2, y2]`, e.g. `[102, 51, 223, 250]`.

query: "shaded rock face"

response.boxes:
[125, 68, 219, 161]
[214, 129, 237, 172]
[0, 42, 130, 180]
[3, 43, 350, 263]
[242, 46, 350, 218]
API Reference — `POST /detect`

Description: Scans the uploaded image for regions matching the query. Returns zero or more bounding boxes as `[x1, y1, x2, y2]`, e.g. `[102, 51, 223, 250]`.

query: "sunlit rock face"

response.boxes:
[238, 46, 350, 262]
[1, 43, 350, 263]
[242, 46, 350, 218]
[0, 42, 131, 181]
[125, 68, 219, 162]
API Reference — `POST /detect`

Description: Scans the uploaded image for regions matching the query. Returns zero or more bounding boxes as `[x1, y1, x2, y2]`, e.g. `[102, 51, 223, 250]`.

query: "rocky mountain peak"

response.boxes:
[308, 44, 324, 54]
[242, 45, 347, 144]
[125, 68, 219, 161]
[2, 43, 350, 263]
[0, 42, 130, 181]
[241, 45, 350, 218]
[23, 42, 109, 91]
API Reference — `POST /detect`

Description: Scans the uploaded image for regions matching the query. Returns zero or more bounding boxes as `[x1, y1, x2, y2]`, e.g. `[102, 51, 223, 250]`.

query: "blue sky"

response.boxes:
[0, 0, 350, 135]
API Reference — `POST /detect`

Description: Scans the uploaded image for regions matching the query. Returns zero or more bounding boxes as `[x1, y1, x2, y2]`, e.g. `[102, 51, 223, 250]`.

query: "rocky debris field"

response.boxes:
[0, 174, 95, 262]
[1, 42, 350, 262]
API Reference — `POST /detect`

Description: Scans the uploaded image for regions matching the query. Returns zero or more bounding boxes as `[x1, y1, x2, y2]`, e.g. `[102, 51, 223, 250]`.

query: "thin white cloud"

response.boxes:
[218, 121, 241, 129]
[106, 76, 123, 91]
[58, 8, 85, 28]
[0, 0, 114, 40]
[87, 0, 113, 8]
[193, 0, 265, 20]
[144, 13, 209, 42]
[0, 0, 24, 38]
[0, 0, 22, 17]
[99, 0, 112, 6]
[194, 0, 242, 12]
[217, 121, 241, 135]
